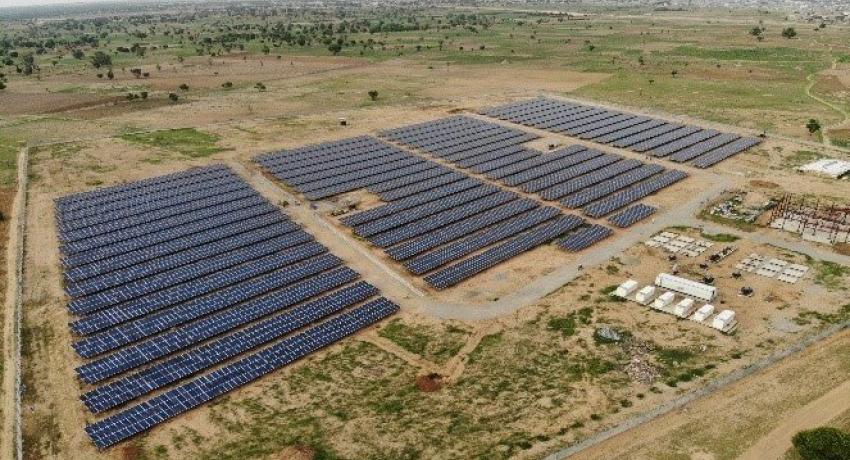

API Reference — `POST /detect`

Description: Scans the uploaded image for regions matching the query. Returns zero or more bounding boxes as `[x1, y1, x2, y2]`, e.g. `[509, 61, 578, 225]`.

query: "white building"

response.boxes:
[673, 298, 696, 318]
[653, 291, 675, 309]
[693, 304, 715, 322]
[712, 310, 736, 330]
[799, 158, 850, 179]
[614, 279, 638, 298]
[635, 286, 656, 305]
[655, 273, 717, 302]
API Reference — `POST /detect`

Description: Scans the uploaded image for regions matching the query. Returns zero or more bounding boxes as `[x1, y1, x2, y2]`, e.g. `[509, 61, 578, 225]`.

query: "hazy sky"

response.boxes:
[0, 0, 125, 8]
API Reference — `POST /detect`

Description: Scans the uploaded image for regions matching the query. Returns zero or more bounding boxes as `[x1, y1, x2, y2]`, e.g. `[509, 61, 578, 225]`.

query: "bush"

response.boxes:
[792, 427, 850, 460]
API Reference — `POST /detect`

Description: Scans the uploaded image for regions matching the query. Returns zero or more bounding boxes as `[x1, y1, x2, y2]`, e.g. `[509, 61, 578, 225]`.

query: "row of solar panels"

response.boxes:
[254, 130, 648, 289]
[257, 136, 452, 200]
[379, 116, 687, 220]
[56, 165, 398, 448]
[481, 98, 761, 168]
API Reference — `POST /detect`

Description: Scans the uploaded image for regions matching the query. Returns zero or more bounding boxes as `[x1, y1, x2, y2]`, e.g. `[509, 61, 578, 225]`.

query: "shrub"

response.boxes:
[792, 427, 850, 460]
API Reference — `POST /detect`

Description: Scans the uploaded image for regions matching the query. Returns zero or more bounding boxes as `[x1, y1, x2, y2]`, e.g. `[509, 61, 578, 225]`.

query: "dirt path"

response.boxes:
[804, 58, 849, 147]
[0, 147, 27, 460]
[356, 334, 440, 372]
[738, 379, 850, 460]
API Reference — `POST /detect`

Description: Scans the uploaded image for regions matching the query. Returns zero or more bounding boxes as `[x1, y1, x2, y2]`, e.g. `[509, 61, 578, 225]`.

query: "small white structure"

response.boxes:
[655, 273, 716, 302]
[614, 279, 639, 298]
[712, 310, 736, 330]
[653, 291, 675, 309]
[673, 298, 696, 318]
[635, 286, 657, 305]
[692, 304, 715, 322]
[799, 158, 850, 179]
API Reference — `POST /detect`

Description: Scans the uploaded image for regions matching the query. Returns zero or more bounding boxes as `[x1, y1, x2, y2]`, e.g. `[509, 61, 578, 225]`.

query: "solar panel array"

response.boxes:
[380, 116, 686, 221]
[252, 130, 613, 288]
[255, 136, 445, 200]
[339, 173, 588, 289]
[57, 165, 398, 448]
[481, 98, 761, 168]
[254, 117, 692, 288]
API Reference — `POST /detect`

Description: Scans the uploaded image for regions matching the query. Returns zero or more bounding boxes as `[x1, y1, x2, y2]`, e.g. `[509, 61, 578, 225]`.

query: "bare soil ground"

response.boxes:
[569, 328, 850, 460]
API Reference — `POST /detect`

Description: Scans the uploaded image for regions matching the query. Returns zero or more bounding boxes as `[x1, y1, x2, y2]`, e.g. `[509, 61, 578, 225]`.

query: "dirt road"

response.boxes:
[739, 379, 850, 460]
[1, 147, 27, 460]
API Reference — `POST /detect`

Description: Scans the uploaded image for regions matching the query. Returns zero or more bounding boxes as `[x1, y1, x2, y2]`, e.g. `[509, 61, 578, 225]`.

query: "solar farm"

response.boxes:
[8, 3, 850, 459]
[55, 165, 398, 448]
[34, 86, 850, 458]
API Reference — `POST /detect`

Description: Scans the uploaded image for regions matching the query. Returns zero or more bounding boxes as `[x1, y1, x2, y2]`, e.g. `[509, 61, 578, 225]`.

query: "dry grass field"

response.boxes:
[0, 3, 849, 460]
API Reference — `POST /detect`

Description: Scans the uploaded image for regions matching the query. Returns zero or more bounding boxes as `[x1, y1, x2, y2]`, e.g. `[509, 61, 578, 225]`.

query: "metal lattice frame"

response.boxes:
[769, 194, 850, 244]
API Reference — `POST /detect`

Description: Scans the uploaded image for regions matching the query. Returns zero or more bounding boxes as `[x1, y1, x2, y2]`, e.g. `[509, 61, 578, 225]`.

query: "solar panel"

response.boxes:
[629, 126, 702, 152]
[478, 98, 759, 169]
[84, 298, 399, 448]
[690, 137, 762, 168]
[405, 207, 562, 275]
[560, 164, 665, 208]
[386, 199, 539, 261]
[424, 215, 584, 289]
[583, 170, 688, 218]
[368, 191, 517, 247]
[668, 133, 740, 163]
[649, 130, 721, 157]
[82, 281, 380, 413]
[608, 203, 657, 228]
[557, 225, 614, 252]
[538, 159, 643, 201]
[520, 153, 620, 193]
[57, 165, 401, 448]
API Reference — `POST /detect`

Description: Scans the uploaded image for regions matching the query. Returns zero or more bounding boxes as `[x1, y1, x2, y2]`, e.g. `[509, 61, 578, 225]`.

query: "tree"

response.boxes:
[782, 27, 797, 39]
[806, 119, 821, 134]
[106, 69, 114, 80]
[792, 427, 850, 460]
[90, 51, 112, 69]
[0, 81, 5, 90]
[222, 81, 233, 88]
[254, 82, 266, 91]
[168, 92, 179, 102]
[368, 90, 378, 101]
[72, 49, 85, 59]
[20, 53, 36, 75]
[179, 83, 189, 91]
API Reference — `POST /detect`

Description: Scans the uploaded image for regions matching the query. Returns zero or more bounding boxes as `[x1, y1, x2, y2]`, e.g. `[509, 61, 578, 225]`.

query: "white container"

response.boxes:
[673, 298, 696, 318]
[693, 304, 715, 322]
[712, 310, 736, 330]
[614, 279, 639, 298]
[653, 291, 675, 309]
[635, 286, 657, 305]
[655, 273, 717, 302]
